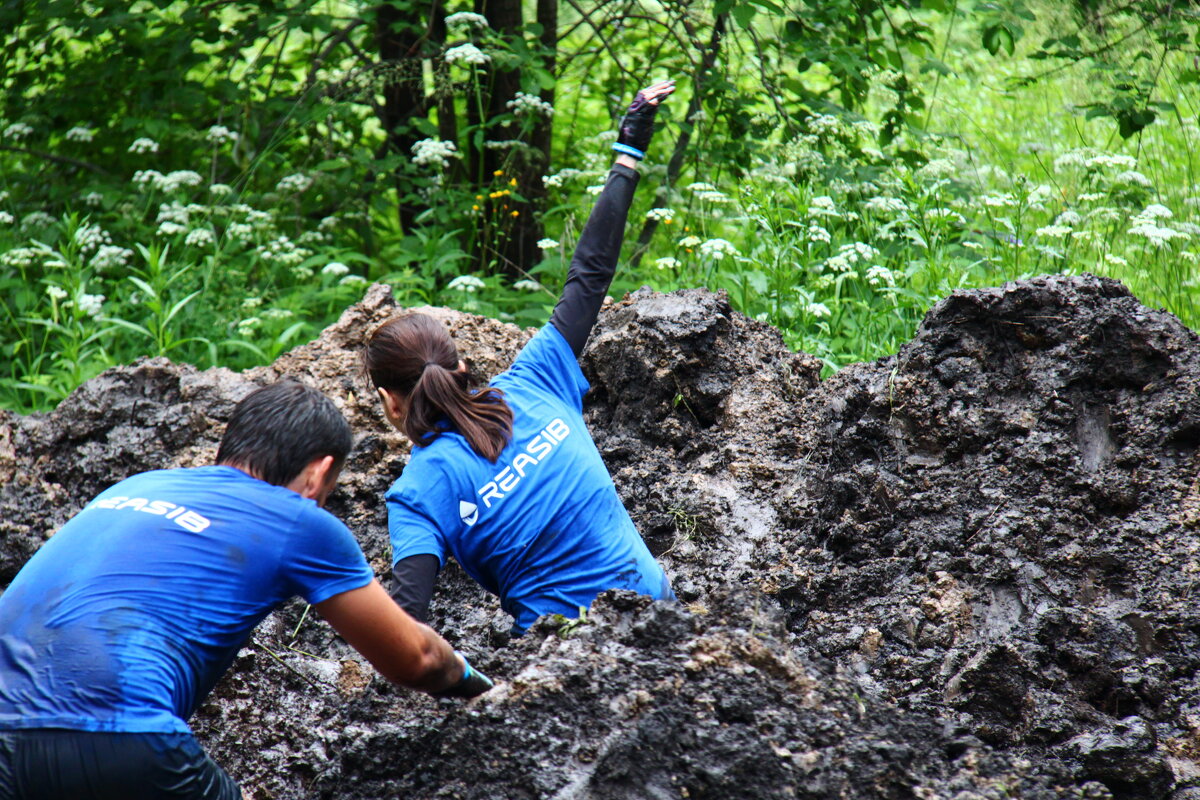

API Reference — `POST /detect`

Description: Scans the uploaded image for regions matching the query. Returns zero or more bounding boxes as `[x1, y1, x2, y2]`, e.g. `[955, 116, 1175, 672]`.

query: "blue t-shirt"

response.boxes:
[0, 466, 373, 734]
[386, 324, 674, 632]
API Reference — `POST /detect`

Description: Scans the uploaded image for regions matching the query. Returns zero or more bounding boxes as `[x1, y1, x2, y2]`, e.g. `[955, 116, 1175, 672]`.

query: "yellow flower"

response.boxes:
[509, 177, 517, 187]
[475, 194, 483, 200]
[493, 169, 504, 177]
[665, 218, 673, 225]
[472, 204, 480, 211]
[511, 210, 519, 217]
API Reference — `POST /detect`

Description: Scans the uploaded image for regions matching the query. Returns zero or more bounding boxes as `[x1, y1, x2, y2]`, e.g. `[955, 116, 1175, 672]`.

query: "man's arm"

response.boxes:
[315, 578, 489, 696]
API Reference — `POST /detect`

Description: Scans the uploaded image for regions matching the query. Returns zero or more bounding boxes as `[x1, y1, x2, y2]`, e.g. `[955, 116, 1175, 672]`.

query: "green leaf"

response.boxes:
[733, 3, 757, 28]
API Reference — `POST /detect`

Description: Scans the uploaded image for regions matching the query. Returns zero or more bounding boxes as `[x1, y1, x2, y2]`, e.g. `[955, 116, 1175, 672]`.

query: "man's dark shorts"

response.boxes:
[0, 729, 239, 800]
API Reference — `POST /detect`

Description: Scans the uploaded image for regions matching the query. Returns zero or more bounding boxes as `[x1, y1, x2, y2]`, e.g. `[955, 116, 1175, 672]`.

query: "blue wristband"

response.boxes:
[456, 651, 473, 682]
[612, 142, 645, 160]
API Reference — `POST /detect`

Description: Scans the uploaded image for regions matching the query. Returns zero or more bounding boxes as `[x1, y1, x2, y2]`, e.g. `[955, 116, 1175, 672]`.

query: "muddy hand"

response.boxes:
[616, 79, 676, 159]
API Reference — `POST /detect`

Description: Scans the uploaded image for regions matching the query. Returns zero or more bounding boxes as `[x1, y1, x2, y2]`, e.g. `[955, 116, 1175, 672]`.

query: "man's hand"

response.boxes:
[432, 652, 494, 699]
[615, 79, 676, 159]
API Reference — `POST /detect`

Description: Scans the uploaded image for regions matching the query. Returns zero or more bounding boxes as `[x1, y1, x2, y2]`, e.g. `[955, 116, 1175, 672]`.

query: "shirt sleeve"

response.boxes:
[279, 506, 374, 605]
[500, 323, 590, 412]
[386, 485, 449, 567]
[549, 163, 639, 356]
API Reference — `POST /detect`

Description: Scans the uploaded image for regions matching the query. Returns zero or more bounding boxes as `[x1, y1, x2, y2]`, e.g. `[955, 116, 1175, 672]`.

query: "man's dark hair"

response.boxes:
[216, 380, 353, 486]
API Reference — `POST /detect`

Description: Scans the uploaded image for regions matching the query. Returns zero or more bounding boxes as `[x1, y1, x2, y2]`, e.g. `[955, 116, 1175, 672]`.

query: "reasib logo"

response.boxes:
[459, 500, 479, 527]
[476, 417, 571, 509]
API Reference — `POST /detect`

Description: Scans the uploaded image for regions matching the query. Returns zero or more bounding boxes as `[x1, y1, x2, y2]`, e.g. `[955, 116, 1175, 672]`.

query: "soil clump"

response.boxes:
[2, 275, 1198, 798]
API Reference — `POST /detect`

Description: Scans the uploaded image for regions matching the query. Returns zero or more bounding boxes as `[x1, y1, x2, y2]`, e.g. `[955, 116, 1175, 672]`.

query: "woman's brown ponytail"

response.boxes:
[363, 313, 513, 462]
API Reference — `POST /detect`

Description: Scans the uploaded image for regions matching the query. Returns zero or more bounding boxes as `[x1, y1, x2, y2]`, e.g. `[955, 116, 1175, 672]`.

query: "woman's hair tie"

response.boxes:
[424, 361, 440, 370]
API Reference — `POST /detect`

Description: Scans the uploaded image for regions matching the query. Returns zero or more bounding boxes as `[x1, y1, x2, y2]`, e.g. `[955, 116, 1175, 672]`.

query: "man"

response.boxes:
[0, 380, 491, 800]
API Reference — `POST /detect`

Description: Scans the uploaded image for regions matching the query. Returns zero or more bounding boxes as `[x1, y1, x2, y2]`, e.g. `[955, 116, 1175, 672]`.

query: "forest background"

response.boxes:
[1, 0, 1198, 411]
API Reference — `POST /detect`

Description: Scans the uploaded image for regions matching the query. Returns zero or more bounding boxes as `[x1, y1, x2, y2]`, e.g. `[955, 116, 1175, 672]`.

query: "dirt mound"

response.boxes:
[3, 274, 1199, 798]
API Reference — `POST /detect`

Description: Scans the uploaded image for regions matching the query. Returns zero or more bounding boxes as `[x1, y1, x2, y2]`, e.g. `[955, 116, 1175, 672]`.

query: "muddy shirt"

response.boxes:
[0, 466, 373, 734]
[386, 324, 674, 632]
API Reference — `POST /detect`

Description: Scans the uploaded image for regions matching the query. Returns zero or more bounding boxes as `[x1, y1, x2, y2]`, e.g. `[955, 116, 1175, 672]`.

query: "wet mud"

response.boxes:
[3, 274, 1199, 798]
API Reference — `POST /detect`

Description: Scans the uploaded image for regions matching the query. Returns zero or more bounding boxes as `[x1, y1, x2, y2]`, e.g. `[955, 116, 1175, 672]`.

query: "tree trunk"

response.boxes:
[376, 0, 440, 233]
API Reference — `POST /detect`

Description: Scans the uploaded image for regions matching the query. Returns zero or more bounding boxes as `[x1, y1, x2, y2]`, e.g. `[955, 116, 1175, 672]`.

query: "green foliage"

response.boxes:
[2, 0, 1199, 409]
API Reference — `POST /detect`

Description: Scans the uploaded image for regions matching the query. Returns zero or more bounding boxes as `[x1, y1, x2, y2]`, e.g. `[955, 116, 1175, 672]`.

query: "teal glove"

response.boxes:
[432, 652, 494, 699]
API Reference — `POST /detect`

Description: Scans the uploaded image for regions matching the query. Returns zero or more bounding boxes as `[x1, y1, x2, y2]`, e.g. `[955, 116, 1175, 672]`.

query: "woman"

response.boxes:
[364, 80, 676, 634]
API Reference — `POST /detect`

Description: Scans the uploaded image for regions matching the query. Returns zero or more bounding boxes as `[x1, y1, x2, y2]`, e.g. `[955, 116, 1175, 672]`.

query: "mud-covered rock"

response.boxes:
[4, 274, 1200, 798]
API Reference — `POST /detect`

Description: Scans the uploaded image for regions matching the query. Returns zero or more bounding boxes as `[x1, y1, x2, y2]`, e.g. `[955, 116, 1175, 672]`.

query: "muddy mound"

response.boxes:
[3, 274, 1199, 798]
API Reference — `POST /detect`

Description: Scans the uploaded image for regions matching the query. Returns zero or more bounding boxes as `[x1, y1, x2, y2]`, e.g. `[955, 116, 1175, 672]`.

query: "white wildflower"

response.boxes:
[236, 317, 262, 336]
[0, 211, 12, 224]
[1018, 142, 1048, 154]
[257, 235, 311, 266]
[980, 194, 1017, 208]
[90, 245, 134, 272]
[77, 293, 105, 317]
[686, 182, 717, 193]
[128, 137, 159, 154]
[4, 122, 33, 140]
[445, 11, 489, 29]
[276, 173, 313, 193]
[319, 215, 338, 231]
[585, 184, 605, 196]
[1085, 153, 1137, 171]
[536, 238, 559, 250]
[66, 126, 95, 143]
[411, 139, 460, 169]
[699, 238, 738, 259]
[185, 228, 215, 248]
[1035, 225, 1072, 239]
[866, 265, 894, 286]
[241, 297, 263, 310]
[807, 224, 831, 244]
[506, 92, 553, 118]
[262, 308, 294, 321]
[916, 159, 956, 180]
[447, 275, 485, 293]
[806, 302, 832, 318]
[157, 221, 188, 236]
[807, 114, 841, 134]
[83, 192, 104, 207]
[1055, 210, 1082, 226]
[322, 262, 349, 277]
[513, 279, 542, 291]
[2, 247, 43, 268]
[206, 125, 239, 145]
[339, 275, 368, 288]
[1078, 192, 1106, 202]
[1053, 150, 1088, 171]
[654, 257, 680, 270]
[645, 208, 675, 222]
[1104, 253, 1129, 266]
[678, 235, 701, 248]
[1115, 170, 1152, 188]
[445, 43, 490, 66]
[22, 211, 55, 230]
[1143, 203, 1172, 219]
[696, 191, 729, 204]
[46, 285, 68, 301]
[74, 223, 111, 254]
[210, 183, 233, 198]
[864, 196, 907, 214]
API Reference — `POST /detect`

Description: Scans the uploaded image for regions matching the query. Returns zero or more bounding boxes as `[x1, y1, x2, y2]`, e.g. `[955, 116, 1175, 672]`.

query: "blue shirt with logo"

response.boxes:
[386, 324, 674, 632]
[0, 466, 374, 734]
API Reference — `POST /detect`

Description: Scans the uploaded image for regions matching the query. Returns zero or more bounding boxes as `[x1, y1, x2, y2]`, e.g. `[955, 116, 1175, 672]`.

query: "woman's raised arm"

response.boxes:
[549, 80, 675, 357]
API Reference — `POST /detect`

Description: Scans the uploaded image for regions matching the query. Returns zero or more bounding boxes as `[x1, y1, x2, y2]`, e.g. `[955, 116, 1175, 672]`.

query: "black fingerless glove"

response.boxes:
[614, 90, 666, 160]
[432, 653, 494, 699]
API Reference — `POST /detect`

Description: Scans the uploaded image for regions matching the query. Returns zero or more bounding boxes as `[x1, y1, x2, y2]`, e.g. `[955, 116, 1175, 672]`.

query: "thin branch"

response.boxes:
[0, 145, 113, 177]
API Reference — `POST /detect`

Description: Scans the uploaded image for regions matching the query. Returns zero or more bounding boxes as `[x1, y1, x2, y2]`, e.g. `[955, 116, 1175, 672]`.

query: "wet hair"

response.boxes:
[362, 313, 513, 462]
[216, 380, 353, 486]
